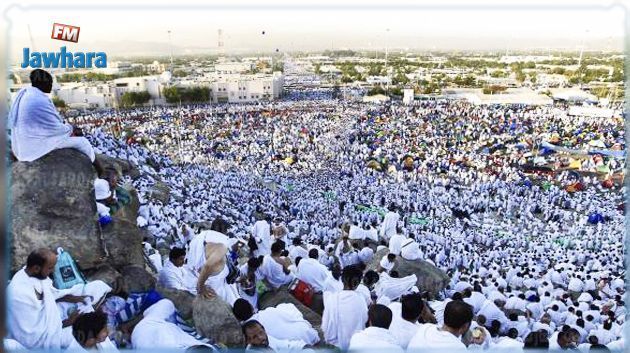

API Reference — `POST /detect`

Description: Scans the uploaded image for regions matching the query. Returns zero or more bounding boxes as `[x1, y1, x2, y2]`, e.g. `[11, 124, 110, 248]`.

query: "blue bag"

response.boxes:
[53, 247, 86, 289]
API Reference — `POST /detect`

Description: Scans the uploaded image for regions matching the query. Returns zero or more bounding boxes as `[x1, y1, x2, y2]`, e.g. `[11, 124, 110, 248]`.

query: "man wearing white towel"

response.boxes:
[8, 69, 102, 172]
[407, 300, 473, 351]
[322, 265, 368, 350]
[7, 249, 99, 350]
[348, 304, 404, 353]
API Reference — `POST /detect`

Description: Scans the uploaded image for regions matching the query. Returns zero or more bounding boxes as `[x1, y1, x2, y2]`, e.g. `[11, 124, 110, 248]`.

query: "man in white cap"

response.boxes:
[94, 178, 112, 217]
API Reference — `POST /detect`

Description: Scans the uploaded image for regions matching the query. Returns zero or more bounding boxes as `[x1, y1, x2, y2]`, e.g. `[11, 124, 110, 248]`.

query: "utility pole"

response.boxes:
[385, 28, 391, 95]
[168, 30, 174, 72]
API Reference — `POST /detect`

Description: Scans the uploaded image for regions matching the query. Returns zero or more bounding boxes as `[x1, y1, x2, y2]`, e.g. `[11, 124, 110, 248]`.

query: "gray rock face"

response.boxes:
[157, 286, 195, 321]
[192, 296, 245, 347]
[147, 180, 171, 204]
[368, 248, 449, 298]
[95, 153, 140, 180]
[85, 264, 124, 294]
[394, 257, 450, 298]
[120, 265, 156, 293]
[101, 219, 145, 268]
[10, 149, 106, 272]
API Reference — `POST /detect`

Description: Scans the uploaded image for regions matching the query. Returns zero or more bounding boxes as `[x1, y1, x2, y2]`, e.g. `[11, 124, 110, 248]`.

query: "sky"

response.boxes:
[4, 1, 626, 62]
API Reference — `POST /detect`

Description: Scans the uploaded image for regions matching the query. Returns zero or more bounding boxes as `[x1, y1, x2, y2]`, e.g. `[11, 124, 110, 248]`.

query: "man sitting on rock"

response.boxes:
[8, 69, 102, 173]
[159, 247, 197, 294]
[7, 248, 110, 350]
[233, 298, 319, 346]
[102, 170, 132, 214]
[256, 241, 295, 290]
[242, 320, 314, 353]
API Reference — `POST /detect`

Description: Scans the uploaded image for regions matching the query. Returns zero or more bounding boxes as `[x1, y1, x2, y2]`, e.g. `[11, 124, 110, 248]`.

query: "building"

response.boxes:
[403, 88, 414, 105]
[53, 82, 117, 109]
[147, 60, 166, 74]
[112, 76, 166, 105]
[207, 72, 283, 103]
[366, 76, 392, 85]
[363, 94, 390, 103]
[443, 88, 553, 105]
[536, 74, 569, 87]
[214, 62, 253, 75]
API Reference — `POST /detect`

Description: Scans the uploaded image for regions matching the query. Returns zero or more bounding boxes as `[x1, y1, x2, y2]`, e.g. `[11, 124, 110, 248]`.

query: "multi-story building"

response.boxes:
[207, 72, 284, 103]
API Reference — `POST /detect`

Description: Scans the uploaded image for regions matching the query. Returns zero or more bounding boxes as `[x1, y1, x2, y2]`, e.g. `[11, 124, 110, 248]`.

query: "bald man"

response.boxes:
[7, 249, 93, 350]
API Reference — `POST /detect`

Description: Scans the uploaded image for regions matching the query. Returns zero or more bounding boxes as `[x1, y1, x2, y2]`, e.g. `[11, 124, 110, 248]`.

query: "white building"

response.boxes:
[214, 62, 253, 75]
[366, 76, 392, 85]
[112, 76, 165, 105]
[536, 74, 568, 87]
[147, 61, 166, 73]
[53, 82, 117, 109]
[403, 88, 414, 105]
[207, 72, 284, 103]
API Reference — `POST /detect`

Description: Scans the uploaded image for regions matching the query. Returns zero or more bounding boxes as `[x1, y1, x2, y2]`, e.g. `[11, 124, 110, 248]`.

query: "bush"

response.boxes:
[52, 96, 66, 108]
[121, 91, 150, 107]
[164, 86, 210, 104]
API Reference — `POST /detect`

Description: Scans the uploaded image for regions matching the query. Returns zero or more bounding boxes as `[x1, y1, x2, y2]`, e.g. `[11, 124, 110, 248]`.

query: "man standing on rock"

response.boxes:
[7, 249, 92, 350]
[8, 69, 102, 173]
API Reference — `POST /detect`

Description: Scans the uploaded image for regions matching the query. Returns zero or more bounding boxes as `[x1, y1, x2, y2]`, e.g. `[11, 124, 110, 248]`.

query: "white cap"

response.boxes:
[94, 179, 111, 200]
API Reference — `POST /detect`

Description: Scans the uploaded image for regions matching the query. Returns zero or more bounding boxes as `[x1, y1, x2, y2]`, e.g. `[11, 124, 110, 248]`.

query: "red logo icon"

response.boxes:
[51, 23, 80, 43]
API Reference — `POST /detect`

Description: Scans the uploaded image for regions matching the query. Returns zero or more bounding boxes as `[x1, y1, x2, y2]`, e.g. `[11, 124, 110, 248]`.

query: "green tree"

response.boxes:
[392, 72, 409, 85]
[163, 86, 181, 104]
[52, 96, 66, 108]
[367, 86, 386, 95]
[482, 85, 507, 95]
[490, 70, 507, 78]
[173, 70, 189, 78]
[121, 91, 150, 107]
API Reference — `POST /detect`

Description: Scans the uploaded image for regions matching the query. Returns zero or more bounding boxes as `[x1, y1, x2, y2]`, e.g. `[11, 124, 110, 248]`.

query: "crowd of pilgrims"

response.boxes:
[7, 84, 627, 352]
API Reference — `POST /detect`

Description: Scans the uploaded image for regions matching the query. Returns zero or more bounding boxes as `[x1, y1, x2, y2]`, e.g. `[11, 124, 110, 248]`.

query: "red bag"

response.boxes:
[289, 279, 314, 307]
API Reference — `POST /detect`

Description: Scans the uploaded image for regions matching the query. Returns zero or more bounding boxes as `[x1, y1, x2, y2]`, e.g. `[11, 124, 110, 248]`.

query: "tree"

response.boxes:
[164, 86, 209, 103]
[52, 96, 66, 108]
[173, 70, 189, 78]
[482, 85, 507, 95]
[163, 86, 181, 104]
[392, 72, 409, 85]
[121, 91, 150, 107]
[515, 71, 526, 83]
[367, 86, 386, 96]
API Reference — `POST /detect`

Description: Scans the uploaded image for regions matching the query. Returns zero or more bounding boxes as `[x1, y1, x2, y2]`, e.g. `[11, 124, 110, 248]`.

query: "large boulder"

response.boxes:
[147, 180, 171, 204]
[157, 286, 195, 321]
[85, 264, 124, 295]
[120, 265, 156, 293]
[10, 149, 106, 272]
[193, 296, 245, 347]
[95, 153, 141, 180]
[394, 258, 450, 298]
[101, 218, 145, 268]
[368, 248, 449, 298]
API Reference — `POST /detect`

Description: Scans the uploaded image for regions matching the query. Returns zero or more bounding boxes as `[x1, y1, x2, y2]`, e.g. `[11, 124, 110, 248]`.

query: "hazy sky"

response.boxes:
[5, 1, 625, 62]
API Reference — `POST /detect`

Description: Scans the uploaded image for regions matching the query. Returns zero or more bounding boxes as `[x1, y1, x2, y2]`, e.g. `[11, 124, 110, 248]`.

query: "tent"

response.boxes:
[568, 159, 582, 169]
